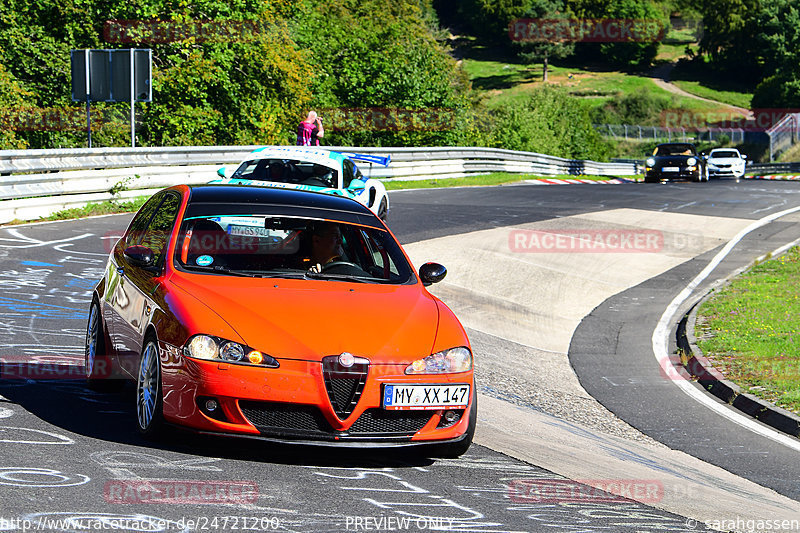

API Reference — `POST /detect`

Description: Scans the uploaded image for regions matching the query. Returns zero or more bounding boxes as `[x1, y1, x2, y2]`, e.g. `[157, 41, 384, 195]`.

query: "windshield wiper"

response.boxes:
[304, 271, 377, 283]
[182, 264, 258, 277]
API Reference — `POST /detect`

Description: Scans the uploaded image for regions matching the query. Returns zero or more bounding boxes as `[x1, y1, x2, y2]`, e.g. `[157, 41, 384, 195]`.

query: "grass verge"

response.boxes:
[696, 247, 800, 414]
[40, 197, 150, 222]
[383, 173, 629, 190]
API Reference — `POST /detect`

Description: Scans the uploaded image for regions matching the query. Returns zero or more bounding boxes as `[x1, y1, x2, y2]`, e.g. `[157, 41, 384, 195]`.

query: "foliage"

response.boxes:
[477, 85, 613, 159]
[514, 0, 575, 80]
[590, 87, 675, 125]
[752, 75, 800, 109]
[752, 0, 800, 81]
[0, 63, 32, 149]
[570, 0, 667, 68]
[294, 0, 471, 147]
[697, 0, 761, 76]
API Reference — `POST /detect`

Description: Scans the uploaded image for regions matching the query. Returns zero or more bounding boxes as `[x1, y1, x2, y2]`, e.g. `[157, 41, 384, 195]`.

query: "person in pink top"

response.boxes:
[296, 111, 324, 146]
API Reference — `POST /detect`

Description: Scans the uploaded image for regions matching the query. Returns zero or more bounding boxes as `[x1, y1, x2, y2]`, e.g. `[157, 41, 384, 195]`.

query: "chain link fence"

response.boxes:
[594, 124, 745, 143]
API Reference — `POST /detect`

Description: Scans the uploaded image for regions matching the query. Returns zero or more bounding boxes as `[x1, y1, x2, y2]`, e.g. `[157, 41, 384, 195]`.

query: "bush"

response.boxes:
[752, 74, 800, 109]
[476, 85, 613, 160]
[590, 88, 675, 125]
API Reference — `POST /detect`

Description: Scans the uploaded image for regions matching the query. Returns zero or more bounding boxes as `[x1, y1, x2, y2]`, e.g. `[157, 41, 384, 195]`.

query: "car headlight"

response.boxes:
[184, 334, 279, 368]
[686, 157, 697, 166]
[646, 158, 655, 167]
[405, 347, 472, 374]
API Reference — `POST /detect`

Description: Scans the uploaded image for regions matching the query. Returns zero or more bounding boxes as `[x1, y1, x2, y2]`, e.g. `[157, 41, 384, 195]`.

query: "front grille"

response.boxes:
[322, 356, 368, 419]
[349, 408, 432, 435]
[239, 401, 331, 434]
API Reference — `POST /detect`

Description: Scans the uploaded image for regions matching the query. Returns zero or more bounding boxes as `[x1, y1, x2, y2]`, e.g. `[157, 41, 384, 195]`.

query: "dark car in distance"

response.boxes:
[644, 143, 708, 183]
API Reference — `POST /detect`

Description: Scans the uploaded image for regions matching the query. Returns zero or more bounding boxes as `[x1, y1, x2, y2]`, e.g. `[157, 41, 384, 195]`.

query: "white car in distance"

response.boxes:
[706, 148, 747, 179]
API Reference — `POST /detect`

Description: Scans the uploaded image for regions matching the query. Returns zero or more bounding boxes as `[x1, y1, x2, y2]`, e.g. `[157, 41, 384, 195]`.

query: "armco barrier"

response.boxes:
[0, 145, 639, 223]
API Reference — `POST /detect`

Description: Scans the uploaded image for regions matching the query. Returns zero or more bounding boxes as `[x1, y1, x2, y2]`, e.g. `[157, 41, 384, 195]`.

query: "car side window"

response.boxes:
[139, 193, 181, 266]
[125, 193, 165, 248]
[342, 159, 364, 188]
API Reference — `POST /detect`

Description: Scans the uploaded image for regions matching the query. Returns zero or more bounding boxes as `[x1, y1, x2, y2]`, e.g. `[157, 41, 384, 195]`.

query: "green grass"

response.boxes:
[778, 142, 800, 163]
[41, 196, 150, 222]
[384, 173, 631, 190]
[670, 80, 753, 109]
[463, 53, 739, 119]
[696, 247, 800, 414]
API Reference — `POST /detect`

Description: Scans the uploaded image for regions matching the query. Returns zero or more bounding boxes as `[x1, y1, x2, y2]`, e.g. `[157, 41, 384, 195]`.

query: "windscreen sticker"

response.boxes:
[196, 255, 214, 267]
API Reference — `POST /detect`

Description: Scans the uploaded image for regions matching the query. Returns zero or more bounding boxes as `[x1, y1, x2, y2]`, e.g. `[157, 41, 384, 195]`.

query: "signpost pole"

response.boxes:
[130, 48, 135, 147]
[84, 49, 92, 148]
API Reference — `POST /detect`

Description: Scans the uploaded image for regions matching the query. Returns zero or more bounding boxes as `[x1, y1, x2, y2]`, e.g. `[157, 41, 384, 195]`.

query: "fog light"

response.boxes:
[444, 410, 458, 423]
[205, 398, 219, 412]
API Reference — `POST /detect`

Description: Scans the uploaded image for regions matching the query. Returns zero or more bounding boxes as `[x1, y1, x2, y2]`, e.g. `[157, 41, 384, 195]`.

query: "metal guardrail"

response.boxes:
[0, 145, 640, 223]
[748, 162, 800, 174]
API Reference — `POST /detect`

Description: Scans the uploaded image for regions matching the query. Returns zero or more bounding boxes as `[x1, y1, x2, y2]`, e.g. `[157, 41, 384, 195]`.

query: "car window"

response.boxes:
[232, 159, 338, 188]
[711, 150, 739, 158]
[175, 213, 413, 284]
[125, 192, 165, 248]
[342, 159, 364, 188]
[139, 193, 181, 266]
[654, 145, 696, 156]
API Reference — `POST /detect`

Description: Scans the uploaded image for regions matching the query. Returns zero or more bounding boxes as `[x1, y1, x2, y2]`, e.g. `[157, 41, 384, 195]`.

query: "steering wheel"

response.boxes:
[322, 260, 361, 272]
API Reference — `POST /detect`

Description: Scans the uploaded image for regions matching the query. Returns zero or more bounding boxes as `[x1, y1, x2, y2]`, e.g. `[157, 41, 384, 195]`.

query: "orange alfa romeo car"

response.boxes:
[85, 184, 475, 456]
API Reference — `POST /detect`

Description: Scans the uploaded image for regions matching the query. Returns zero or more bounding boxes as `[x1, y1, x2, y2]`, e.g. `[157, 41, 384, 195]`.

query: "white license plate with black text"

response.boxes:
[383, 384, 470, 410]
[662, 166, 679, 172]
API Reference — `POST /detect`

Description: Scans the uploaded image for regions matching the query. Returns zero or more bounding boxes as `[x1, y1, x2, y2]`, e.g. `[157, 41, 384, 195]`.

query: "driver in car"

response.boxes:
[309, 222, 344, 272]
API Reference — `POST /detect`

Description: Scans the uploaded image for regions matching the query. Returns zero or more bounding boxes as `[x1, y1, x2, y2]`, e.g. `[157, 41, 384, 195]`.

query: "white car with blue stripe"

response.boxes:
[214, 147, 391, 220]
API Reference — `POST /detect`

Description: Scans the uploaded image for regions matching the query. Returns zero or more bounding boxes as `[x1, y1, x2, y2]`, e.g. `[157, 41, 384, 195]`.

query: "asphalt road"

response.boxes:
[1, 178, 799, 531]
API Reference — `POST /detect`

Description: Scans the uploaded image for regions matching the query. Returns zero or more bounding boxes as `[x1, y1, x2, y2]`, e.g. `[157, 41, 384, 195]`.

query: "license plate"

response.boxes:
[383, 384, 470, 410]
[662, 166, 679, 172]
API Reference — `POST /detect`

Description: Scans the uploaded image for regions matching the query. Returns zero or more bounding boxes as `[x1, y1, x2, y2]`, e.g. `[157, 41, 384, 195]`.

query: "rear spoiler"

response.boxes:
[340, 153, 391, 167]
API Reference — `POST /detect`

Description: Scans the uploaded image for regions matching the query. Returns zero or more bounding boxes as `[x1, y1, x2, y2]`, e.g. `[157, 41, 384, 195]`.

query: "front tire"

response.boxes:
[136, 336, 164, 438]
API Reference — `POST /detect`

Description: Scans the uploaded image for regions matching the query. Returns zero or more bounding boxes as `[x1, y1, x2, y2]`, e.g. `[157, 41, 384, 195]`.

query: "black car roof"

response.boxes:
[182, 184, 382, 228]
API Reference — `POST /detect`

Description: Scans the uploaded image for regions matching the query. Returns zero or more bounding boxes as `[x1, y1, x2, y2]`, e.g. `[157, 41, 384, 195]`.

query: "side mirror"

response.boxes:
[217, 166, 226, 178]
[419, 262, 447, 286]
[348, 178, 366, 191]
[741, 154, 748, 159]
[124, 245, 155, 268]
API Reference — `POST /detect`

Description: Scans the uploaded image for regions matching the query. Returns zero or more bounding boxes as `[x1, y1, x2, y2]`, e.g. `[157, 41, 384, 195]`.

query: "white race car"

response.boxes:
[706, 148, 747, 179]
[214, 147, 391, 220]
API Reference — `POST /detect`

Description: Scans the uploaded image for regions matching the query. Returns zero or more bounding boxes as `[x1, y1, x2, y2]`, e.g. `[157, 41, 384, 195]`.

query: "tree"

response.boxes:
[697, 0, 761, 75]
[514, 0, 575, 81]
[754, 0, 800, 78]
[569, 0, 668, 68]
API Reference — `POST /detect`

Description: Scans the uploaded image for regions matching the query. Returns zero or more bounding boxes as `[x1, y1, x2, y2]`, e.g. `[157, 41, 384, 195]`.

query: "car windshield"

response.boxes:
[711, 150, 739, 158]
[174, 213, 413, 284]
[654, 145, 696, 156]
[231, 159, 339, 189]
